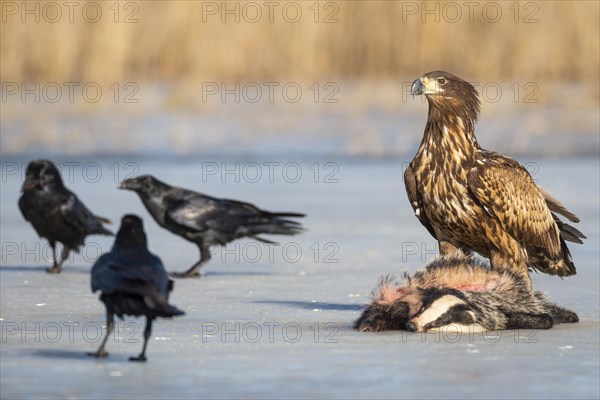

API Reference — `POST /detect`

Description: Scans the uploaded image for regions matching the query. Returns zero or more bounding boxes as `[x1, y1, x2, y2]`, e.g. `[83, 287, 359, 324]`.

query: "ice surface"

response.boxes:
[1, 157, 598, 399]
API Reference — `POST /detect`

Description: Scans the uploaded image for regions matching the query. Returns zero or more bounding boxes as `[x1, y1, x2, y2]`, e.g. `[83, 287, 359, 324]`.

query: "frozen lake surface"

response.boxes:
[2, 81, 599, 159]
[1, 156, 599, 399]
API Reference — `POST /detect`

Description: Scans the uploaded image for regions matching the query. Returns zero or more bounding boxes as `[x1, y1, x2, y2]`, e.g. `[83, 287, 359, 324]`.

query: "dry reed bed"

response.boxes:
[1, 1, 599, 83]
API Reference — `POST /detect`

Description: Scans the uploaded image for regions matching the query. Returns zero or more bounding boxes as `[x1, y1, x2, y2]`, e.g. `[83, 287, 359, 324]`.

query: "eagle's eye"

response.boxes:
[437, 78, 446, 85]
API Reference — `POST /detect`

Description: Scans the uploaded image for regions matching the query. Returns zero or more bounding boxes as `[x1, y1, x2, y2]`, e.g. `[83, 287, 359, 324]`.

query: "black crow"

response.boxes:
[88, 214, 184, 362]
[118, 175, 305, 278]
[18, 159, 113, 273]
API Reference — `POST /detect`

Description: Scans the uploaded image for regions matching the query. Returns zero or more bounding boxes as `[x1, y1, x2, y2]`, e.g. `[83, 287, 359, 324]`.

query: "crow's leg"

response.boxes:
[129, 317, 153, 362]
[47, 244, 69, 274]
[170, 244, 211, 278]
[46, 243, 61, 274]
[56, 245, 70, 271]
[87, 309, 114, 358]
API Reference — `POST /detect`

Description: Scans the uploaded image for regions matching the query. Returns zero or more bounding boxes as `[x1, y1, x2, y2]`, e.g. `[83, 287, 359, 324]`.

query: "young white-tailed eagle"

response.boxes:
[405, 71, 585, 288]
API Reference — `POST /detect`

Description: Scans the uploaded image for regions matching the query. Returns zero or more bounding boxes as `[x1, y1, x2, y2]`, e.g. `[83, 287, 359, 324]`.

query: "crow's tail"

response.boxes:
[249, 211, 305, 238]
[101, 292, 185, 319]
[154, 302, 185, 318]
[93, 215, 114, 236]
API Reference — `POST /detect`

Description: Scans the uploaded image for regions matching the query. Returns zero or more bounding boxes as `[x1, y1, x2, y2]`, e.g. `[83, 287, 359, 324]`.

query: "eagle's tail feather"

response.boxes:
[530, 236, 577, 277]
[552, 214, 586, 244]
[557, 238, 577, 276]
[540, 187, 580, 223]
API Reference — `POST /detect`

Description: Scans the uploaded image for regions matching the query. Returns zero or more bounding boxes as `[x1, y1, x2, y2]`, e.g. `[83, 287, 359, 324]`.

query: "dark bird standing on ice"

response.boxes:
[18, 159, 113, 273]
[405, 71, 585, 288]
[88, 215, 184, 362]
[119, 175, 305, 278]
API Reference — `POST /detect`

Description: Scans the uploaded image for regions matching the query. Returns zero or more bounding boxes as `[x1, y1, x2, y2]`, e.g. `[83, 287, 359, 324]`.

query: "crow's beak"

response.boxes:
[21, 178, 39, 191]
[411, 78, 425, 96]
[118, 179, 135, 190]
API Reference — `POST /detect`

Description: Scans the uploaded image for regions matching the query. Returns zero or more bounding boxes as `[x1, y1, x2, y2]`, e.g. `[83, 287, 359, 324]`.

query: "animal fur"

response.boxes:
[354, 253, 578, 333]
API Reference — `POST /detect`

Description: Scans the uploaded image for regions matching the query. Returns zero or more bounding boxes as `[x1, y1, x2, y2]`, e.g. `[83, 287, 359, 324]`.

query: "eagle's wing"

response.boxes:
[404, 164, 437, 239]
[537, 186, 585, 243]
[467, 151, 564, 264]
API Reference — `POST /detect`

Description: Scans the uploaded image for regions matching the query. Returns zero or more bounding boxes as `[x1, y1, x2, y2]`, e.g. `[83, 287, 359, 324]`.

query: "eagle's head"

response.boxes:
[411, 71, 480, 127]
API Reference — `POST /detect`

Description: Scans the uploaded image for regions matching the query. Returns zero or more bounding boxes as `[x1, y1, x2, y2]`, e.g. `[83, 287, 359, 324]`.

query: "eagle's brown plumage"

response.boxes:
[406, 71, 585, 287]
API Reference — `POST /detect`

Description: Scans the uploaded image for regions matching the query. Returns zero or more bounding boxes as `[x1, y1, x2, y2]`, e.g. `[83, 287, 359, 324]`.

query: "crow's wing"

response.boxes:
[91, 251, 168, 297]
[60, 192, 111, 235]
[166, 196, 260, 234]
[17, 195, 31, 221]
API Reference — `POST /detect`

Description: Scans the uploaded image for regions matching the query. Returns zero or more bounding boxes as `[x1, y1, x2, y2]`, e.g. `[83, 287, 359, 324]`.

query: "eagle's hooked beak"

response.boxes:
[411, 78, 425, 96]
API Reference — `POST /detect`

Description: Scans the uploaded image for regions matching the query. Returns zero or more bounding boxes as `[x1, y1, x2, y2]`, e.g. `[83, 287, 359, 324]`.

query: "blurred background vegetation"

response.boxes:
[1, 1, 598, 157]
[2, 1, 598, 83]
